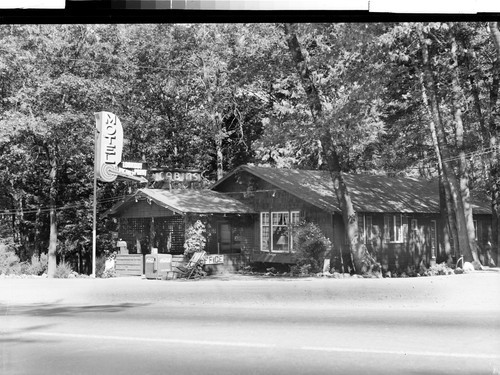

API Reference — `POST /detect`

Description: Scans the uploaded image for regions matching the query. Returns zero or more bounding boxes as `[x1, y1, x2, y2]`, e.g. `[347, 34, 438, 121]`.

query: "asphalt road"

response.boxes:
[1, 273, 500, 375]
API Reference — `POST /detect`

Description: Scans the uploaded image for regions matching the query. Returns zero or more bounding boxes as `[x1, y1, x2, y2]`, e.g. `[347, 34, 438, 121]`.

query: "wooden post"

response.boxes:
[92, 157, 97, 277]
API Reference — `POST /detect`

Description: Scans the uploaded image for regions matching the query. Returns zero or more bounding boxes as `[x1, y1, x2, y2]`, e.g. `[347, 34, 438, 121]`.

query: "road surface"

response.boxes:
[1, 272, 500, 374]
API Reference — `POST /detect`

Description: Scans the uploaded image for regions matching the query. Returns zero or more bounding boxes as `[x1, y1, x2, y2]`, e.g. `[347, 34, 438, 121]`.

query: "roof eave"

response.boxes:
[226, 165, 341, 214]
[136, 189, 186, 215]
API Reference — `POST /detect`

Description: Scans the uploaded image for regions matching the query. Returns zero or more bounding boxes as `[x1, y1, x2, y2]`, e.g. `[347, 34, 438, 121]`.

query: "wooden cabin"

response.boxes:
[108, 164, 493, 274]
[211, 165, 493, 272]
[107, 188, 255, 274]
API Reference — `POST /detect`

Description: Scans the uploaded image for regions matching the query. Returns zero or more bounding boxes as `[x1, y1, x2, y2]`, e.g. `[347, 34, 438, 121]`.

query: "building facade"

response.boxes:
[108, 165, 494, 273]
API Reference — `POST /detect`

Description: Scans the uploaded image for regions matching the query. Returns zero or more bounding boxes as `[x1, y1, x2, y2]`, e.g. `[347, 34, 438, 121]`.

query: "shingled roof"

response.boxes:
[107, 188, 255, 216]
[211, 165, 491, 215]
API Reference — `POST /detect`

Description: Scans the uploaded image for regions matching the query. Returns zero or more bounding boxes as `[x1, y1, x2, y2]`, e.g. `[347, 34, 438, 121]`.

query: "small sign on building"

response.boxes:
[204, 254, 225, 265]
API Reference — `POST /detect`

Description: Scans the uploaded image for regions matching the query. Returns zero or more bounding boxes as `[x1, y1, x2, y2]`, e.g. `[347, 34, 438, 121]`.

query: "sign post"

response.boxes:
[92, 112, 148, 277]
[92, 112, 124, 277]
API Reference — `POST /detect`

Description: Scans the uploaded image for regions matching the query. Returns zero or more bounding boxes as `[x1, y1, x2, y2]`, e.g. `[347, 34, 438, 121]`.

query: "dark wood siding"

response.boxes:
[214, 171, 335, 263]
[204, 214, 255, 259]
[117, 215, 185, 255]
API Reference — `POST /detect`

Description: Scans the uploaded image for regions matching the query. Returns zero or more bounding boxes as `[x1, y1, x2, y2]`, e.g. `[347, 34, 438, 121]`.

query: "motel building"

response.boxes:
[106, 164, 493, 277]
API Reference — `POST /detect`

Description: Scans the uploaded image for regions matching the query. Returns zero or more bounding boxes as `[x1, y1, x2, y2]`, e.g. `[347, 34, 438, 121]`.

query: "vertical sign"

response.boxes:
[93, 111, 123, 277]
[95, 111, 123, 182]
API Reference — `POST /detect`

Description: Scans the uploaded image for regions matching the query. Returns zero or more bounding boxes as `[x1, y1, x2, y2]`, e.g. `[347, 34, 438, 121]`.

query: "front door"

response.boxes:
[218, 222, 232, 254]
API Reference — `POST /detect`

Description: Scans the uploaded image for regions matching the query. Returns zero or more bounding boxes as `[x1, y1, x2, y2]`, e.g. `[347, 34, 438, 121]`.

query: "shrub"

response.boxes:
[101, 268, 116, 278]
[95, 255, 107, 278]
[290, 263, 312, 277]
[54, 261, 73, 278]
[292, 221, 332, 274]
[0, 242, 22, 275]
[424, 262, 455, 276]
[24, 253, 48, 276]
[184, 219, 206, 256]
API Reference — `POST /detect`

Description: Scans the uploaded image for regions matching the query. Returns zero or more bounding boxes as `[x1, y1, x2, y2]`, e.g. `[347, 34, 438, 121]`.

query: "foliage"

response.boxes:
[423, 262, 455, 276]
[184, 219, 207, 256]
[101, 268, 117, 278]
[289, 263, 313, 277]
[54, 261, 73, 278]
[0, 23, 498, 272]
[0, 241, 21, 275]
[23, 253, 48, 276]
[95, 255, 107, 278]
[292, 221, 332, 274]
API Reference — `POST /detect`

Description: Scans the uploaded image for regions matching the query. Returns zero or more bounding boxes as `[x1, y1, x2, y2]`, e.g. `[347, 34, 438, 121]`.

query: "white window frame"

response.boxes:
[430, 219, 437, 258]
[260, 210, 300, 253]
[260, 212, 270, 252]
[473, 220, 478, 240]
[357, 214, 372, 244]
[384, 214, 404, 243]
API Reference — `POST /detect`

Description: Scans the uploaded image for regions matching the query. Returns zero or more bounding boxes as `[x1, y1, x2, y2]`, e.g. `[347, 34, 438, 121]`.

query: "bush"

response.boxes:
[424, 262, 455, 276]
[95, 255, 107, 277]
[0, 242, 22, 275]
[184, 219, 206, 256]
[54, 261, 73, 278]
[292, 221, 332, 274]
[23, 253, 48, 276]
[290, 264, 312, 277]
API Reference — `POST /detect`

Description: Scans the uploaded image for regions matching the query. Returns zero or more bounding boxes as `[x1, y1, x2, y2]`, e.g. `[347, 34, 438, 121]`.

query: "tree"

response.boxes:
[281, 23, 383, 273]
[0, 25, 128, 275]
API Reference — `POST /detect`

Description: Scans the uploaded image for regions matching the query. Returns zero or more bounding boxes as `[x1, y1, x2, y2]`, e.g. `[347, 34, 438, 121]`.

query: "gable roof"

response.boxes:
[211, 165, 491, 215]
[107, 188, 255, 216]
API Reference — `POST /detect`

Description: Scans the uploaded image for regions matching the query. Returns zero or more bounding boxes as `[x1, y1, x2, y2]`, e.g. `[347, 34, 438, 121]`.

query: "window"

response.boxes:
[365, 216, 373, 242]
[261, 212, 270, 251]
[430, 220, 437, 257]
[357, 214, 373, 244]
[411, 219, 418, 231]
[473, 220, 478, 240]
[219, 223, 231, 253]
[358, 214, 365, 243]
[260, 211, 300, 252]
[272, 212, 289, 251]
[384, 214, 404, 243]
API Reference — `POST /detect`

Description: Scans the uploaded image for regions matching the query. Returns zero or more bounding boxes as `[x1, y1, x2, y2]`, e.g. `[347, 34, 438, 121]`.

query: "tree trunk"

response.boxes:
[417, 25, 473, 262]
[283, 23, 378, 273]
[449, 27, 481, 263]
[490, 22, 500, 59]
[439, 175, 453, 262]
[34, 207, 42, 257]
[489, 22, 500, 265]
[9, 191, 23, 252]
[215, 127, 224, 181]
[466, 22, 500, 265]
[47, 147, 58, 278]
[419, 69, 459, 260]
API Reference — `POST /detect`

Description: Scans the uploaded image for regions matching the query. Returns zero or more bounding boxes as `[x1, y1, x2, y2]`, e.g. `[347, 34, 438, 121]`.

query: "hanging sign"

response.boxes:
[120, 162, 148, 170]
[94, 112, 123, 182]
[118, 162, 148, 176]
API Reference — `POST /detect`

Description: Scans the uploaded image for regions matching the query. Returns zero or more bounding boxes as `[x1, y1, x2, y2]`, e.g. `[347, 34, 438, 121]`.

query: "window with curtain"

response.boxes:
[260, 211, 300, 252]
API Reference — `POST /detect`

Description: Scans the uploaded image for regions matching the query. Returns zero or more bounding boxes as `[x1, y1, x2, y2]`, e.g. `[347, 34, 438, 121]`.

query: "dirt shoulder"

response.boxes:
[1, 272, 499, 313]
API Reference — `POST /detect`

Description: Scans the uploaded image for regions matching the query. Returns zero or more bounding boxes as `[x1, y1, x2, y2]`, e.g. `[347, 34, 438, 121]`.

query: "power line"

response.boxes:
[0, 194, 132, 216]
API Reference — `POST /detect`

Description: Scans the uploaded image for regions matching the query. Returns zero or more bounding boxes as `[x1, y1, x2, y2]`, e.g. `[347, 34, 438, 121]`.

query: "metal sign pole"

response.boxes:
[92, 127, 97, 277]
